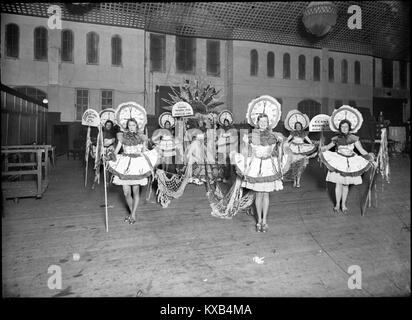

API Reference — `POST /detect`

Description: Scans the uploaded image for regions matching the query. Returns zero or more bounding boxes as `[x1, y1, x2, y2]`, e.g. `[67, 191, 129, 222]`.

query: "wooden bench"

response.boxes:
[1, 148, 50, 201]
[2, 145, 56, 168]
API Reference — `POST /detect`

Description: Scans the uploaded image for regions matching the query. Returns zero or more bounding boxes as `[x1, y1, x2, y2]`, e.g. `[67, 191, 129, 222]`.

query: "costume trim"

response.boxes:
[234, 164, 283, 183]
[107, 167, 153, 180]
[318, 152, 372, 177]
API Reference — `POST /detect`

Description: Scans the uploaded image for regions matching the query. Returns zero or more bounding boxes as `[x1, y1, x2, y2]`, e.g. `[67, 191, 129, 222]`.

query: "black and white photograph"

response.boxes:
[1, 1, 410, 306]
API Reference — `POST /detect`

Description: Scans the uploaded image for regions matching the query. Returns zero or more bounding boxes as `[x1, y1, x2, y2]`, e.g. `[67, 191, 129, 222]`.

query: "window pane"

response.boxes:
[101, 90, 113, 109]
[87, 32, 99, 64]
[250, 49, 258, 76]
[6, 24, 19, 58]
[283, 53, 290, 79]
[34, 27, 47, 60]
[354, 61, 361, 84]
[76, 89, 88, 120]
[176, 37, 195, 73]
[62, 30, 73, 62]
[267, 52, 274, 77]
[341, 59, 348, 83]
[207, 40, 220, 76]
[313, 56, 320, 81]
[298, 55, 306, 80]
[328, 58, 334, 82]
[150, 34, 165, 72]
[112, 36, 122, 66]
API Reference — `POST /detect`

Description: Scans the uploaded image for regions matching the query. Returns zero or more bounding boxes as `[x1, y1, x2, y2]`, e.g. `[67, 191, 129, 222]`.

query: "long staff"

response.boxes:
[99, 125, 109, 232]
[85, 126, 91, 187]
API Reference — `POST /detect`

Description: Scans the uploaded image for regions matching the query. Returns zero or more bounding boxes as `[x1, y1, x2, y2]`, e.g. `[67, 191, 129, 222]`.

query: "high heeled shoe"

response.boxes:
[261, 223, 269, 233]
[256, 222, 262, 232]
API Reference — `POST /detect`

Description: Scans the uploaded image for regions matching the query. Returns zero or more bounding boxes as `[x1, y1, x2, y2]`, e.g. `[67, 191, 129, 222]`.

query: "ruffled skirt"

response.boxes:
[107, 149, 159, 185]
[289, 142, 317, 157]
[232, 152, 291, 192]
[319, 151, 372, 185]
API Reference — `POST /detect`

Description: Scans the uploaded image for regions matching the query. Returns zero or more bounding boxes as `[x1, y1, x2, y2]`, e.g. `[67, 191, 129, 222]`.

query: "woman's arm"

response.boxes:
[304, 136, 313, 144]
[320, 141, 335, 152]
[354, 140, 368, 156]
[114, 140, 122, 155]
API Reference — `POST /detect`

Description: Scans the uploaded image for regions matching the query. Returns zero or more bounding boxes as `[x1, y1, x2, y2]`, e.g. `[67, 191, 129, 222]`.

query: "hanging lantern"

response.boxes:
[302, 2, 338, 37]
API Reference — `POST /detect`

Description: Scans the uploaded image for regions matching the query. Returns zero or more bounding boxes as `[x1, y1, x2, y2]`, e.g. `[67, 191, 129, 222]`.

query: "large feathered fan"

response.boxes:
[284, 110, 310, 131]
[115, 102, 147, 132]
[329, 105, 363, 133]
[246, 95, 281, 129]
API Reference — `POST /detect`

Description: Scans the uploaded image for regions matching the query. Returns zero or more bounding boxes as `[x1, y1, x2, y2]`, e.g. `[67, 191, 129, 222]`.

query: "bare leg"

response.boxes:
[341, 185, 349, 211]
[131, 185, 140, 220]
[334, 183, 342, 210]
[255, 192, 263, 224]
[262, 192, 270, 225]
[122, 185, 133, 214]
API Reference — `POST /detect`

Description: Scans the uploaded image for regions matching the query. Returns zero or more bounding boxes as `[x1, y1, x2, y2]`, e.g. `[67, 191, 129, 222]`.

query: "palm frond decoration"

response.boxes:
[161, 76, 224, 115]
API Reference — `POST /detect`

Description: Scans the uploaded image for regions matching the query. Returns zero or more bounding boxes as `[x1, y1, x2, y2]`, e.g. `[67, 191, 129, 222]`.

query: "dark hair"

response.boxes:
[105, 120, 114, 127]
[126, 118, 139, 130]
[164, 120, 171, 127]
[294, 121, 303, 130]
[339, 119, 352, 132]
[257, 113, 269, 122]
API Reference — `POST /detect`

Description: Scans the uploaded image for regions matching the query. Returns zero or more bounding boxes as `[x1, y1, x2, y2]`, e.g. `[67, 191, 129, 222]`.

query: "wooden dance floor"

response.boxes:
[2, 156, 410, 297]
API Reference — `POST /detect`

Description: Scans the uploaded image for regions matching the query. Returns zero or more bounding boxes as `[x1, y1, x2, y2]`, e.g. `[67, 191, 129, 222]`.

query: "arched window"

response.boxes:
[341, 59, 348, 83]
[61, 29, 74, 62]
[34, 27, 48, 60]
[283, 53, 290, 79]
[250, 49, 258, 76]
[267, 51, 274, 77]
[15, 86, 47, 102]
[111, 35, 122, 66]
[86, 32, 99, 64]
[313, 56, 320, 81]
[6, 23, 19, 58]
[328, 57, 334, 82]
[354, 61, 361, 84]
[298, 99, 321, 119]
[298, 55, 306, 80]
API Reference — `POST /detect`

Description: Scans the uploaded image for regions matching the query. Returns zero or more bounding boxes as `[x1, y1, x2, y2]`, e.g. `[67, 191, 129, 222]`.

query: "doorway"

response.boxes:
[373, 97, 406, 126]
[155, 85, 180, 118]
[52, 125, 69, 156]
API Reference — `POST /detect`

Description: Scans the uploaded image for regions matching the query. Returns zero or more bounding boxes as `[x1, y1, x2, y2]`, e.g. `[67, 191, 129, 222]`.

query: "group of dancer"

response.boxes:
[94, 97, 376, 232]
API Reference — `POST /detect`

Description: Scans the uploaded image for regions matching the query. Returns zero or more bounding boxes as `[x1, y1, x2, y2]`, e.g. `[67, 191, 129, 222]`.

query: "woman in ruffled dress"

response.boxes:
[107, 118, 159, 224]
[319, 119, 374, 214]
[286, 121, 317, 188]
[232, 114, 291, 232]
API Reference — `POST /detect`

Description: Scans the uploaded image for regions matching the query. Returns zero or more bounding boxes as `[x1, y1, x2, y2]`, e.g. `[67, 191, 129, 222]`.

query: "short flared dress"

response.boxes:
[319, 134, 372, 185]
[107, 132, 159, 186]
[232, 129, 291, 192]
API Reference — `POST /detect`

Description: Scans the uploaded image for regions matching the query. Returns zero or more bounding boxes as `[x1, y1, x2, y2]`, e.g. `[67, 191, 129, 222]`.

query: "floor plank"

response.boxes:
[2, 156, 410, 297]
